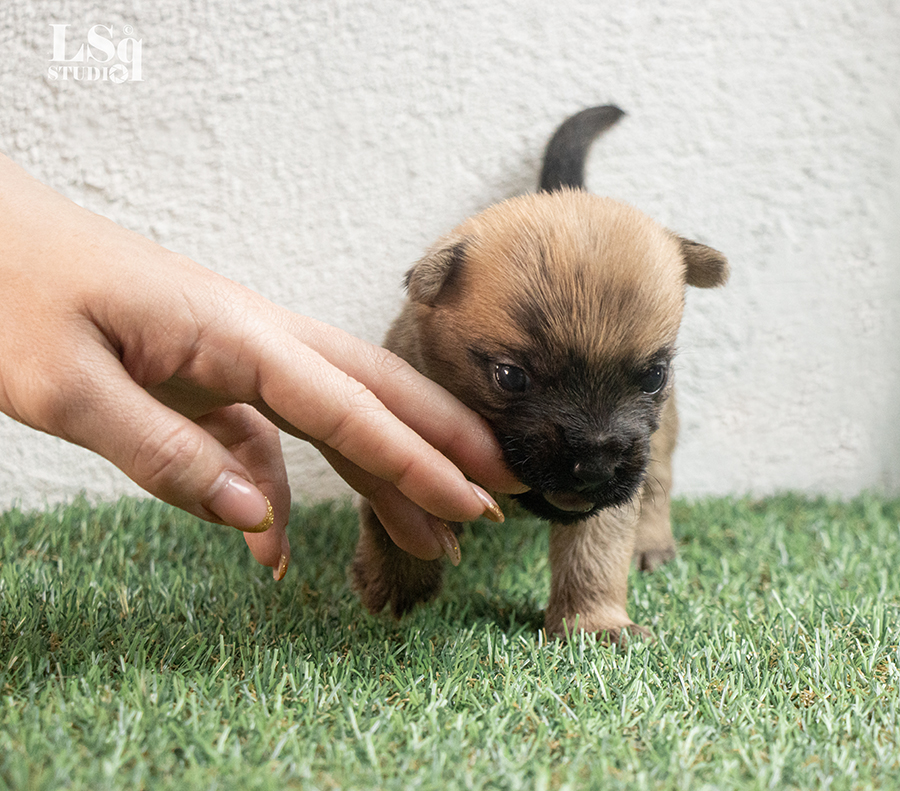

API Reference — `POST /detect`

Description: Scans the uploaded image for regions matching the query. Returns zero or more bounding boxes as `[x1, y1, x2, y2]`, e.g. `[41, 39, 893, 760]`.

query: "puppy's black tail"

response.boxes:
[539, 105, 625, 193]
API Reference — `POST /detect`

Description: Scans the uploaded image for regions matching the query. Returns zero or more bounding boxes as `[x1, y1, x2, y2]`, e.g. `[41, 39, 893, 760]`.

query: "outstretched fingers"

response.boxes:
[254, 331, 502, 528]
[272, 314, 526, 496]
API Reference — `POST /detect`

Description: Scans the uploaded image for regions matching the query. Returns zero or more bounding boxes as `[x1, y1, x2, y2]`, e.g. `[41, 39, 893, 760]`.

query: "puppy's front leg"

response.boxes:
[545, 509, 649, 642]
[351, 500, 446, 618]
[633, 394, 678, 571]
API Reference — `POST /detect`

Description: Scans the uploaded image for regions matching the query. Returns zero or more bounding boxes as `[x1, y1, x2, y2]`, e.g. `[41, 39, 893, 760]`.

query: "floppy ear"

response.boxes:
[405, 239, 468, 306]
[680, 238, 729, 288]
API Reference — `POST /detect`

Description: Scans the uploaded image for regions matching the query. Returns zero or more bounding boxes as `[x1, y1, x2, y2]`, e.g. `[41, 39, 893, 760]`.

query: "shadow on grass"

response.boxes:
[436, 591, 546, 636]
[261, 502, 552, 645]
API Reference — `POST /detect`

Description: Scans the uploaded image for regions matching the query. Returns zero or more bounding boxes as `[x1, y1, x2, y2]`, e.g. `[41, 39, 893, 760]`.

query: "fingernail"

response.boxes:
[472, 484, 504, 523]
[273, 553, 289, 581]
[206, 472, 273, 532]
[273, 533, 290, 581]
[428, 518, 461, 566]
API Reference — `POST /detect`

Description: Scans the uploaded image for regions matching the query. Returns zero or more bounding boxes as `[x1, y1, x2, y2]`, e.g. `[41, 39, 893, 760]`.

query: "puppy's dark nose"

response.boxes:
[572, 457, 617, 488]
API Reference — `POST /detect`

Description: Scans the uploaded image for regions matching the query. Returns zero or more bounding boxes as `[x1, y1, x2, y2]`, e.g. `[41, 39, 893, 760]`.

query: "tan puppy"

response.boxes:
[352, 106, 728, 640]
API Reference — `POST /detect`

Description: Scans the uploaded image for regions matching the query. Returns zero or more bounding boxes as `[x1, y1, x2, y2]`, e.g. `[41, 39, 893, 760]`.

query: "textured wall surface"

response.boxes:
[1, 0, 899, 511]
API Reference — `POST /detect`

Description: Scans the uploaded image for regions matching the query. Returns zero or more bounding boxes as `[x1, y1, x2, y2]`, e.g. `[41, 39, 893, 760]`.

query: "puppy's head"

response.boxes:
[404, 189, 728, 524]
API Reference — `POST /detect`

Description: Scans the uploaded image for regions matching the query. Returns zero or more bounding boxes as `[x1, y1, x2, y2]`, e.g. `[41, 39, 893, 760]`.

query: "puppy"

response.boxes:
[351, 106, 728, 640]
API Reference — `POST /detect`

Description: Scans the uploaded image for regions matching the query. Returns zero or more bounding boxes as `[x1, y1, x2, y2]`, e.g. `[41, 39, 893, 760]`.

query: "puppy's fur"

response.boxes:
[352, 106, 728, 640]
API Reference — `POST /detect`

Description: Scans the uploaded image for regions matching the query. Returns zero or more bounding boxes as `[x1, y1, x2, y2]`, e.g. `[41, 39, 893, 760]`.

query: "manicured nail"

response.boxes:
[273, 553, 289, 581]
[206, 472, 273, 532]
[273, 532, 290, 581]
[472, 484, 504, 523]
[428, 518, 461, 566]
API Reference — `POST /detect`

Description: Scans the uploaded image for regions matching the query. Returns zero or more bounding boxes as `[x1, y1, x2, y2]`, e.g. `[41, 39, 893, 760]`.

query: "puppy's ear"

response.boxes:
[680, 238, 729, 288]
[405, 239, 468, 306]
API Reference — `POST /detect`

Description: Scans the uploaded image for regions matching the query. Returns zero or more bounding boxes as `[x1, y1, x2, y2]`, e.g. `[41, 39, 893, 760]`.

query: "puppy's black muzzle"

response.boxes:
[573, 464, 615, 487]
[506, 433, 649, 525]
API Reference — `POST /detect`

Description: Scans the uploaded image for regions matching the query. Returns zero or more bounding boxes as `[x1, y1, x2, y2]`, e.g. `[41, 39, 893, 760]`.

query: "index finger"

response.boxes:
[271, 313, 525, 495]
[251, 327, 498, 524]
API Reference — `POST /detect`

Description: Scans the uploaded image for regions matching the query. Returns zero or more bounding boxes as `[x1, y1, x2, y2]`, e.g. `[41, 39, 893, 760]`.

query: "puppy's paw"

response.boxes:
[544, 610, 652, 644]
[349, 556, 391, 615]
[597, 622, 653, 647]
[350, 552, 444, 619]
[548, 622, 652, 646]
[634, 544, 676, 572]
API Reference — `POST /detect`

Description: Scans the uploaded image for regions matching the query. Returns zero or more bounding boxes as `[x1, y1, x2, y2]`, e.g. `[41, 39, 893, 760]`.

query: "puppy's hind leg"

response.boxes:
[350, 500, 446, 619]
[633, 394, 678, 571]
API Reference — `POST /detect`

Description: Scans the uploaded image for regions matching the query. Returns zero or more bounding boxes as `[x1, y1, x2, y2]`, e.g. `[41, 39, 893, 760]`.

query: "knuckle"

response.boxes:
[130, 418, 206, 496]
[20, 362, 94, 437]
[319, 380, 417, 482]
[24, 383, 76, 434]
[366, 345, 412, 386]
[322, 381, 383, 448]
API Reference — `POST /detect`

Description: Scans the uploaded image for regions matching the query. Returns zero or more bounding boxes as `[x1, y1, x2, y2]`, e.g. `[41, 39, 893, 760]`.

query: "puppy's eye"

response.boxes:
[639, 364, 668, 395]
[494, 364, 530, 393]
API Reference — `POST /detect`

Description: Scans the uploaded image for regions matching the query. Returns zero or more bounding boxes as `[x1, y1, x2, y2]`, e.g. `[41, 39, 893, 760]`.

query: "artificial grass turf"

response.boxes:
[0, 495, 898, 790]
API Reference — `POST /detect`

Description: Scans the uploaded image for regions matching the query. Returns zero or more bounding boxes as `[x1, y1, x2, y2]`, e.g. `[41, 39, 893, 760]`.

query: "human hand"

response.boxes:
[0, 154, 523, 578]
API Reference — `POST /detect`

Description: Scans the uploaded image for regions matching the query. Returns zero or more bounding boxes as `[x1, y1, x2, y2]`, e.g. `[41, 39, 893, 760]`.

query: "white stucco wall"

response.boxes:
[1, 0, 898, 510]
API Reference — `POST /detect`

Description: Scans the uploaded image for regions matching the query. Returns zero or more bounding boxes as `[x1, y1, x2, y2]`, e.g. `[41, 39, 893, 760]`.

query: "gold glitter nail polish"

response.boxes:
[472, 485, 505, 523]
[251, 497, 274, 533]
[430, 519, 461, 566]
[273, 553, 289, 581]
